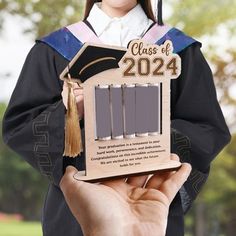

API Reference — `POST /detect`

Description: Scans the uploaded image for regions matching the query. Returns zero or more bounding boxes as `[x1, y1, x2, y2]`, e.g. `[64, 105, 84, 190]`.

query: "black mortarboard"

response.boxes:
[60, 44, 127, 83]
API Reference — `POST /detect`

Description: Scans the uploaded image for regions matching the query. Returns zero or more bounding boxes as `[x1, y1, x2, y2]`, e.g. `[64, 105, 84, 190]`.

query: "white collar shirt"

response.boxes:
[87, 3, 154, 47]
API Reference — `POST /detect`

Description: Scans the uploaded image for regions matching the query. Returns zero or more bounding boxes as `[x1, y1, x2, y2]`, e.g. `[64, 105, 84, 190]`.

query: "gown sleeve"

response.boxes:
[2, 42, 69, 186]
[170, 42, 231, 212]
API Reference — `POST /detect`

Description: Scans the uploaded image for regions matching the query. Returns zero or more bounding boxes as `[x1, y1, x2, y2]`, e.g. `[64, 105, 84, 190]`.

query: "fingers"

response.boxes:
[145, 171, 173, 189]
[75, 95, 84, 103]
[63, 82, 84, 97]
[74, 88, 84, 97]
[126, 175, 149, 188]
[103, 178, 124, 186]
[159, 163, 192, 203]
[145, 154, 180, 189]
[126, 154, 180, 188]
[61, 83, 68, 109]
[62, 82, 84, 117]
[63, 81, 82, 89]
[74, 86, 84, 104]
[76, 98, 84, 118]
[170, 153, 179, 162]
[73, 87, 84, 112]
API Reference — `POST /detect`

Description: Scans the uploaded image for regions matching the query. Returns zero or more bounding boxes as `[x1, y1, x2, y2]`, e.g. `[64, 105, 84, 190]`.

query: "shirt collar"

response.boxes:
[87, 3, 153, 38]
[87, 3, 111, 37]
[120, 4, 153, 37]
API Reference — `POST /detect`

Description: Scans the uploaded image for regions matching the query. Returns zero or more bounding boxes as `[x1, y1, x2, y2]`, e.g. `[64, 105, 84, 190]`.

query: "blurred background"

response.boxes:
[0, 0, 235, 235]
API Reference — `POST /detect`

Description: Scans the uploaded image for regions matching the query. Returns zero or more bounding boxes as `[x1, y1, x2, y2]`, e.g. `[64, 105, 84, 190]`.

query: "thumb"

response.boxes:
[65, 165, 78, 177]
[60, 165, 78, 192]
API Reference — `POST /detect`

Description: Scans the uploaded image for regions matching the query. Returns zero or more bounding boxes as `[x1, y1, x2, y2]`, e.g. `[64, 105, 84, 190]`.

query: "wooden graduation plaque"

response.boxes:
[62, 40, 182, 181]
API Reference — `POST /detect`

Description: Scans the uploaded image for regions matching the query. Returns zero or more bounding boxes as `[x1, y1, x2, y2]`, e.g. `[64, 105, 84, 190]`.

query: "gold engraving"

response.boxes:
[79, 57, 116, 75]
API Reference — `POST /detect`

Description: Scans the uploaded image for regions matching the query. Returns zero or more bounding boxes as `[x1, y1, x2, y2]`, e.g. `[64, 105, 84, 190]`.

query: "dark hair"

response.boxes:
[83, 0, 156, 22]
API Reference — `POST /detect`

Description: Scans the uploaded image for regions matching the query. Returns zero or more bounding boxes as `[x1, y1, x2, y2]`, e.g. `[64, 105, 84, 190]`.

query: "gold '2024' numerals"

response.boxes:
[123, 57, 178, 77]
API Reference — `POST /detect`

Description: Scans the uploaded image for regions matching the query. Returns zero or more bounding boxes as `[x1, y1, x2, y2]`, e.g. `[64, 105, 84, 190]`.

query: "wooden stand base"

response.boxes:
[74, 160, 181, 181]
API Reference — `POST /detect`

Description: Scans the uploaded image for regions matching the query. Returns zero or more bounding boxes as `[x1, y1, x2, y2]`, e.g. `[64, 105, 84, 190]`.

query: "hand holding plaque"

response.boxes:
[60, 155, 191, 236]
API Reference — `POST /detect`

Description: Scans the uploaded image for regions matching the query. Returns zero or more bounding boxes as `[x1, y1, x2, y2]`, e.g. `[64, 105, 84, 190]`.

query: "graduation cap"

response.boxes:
[60, 44, 127, 83]
[60, 43, 127, 158]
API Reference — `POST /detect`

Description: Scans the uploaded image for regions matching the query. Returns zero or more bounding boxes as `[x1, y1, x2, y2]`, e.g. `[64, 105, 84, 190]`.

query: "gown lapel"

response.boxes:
[38, 21, 198, 62]
[66, 21, 102, 44]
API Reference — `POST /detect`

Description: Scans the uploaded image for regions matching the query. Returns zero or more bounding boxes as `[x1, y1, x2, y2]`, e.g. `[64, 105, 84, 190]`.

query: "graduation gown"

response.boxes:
[2, 21, 231, 236]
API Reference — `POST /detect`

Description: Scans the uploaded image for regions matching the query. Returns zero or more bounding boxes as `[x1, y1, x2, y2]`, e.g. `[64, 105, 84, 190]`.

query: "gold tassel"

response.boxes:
[63, 79, 83, 157]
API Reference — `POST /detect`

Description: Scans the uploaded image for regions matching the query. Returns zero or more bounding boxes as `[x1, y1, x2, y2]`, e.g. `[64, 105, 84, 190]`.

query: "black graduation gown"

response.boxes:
[2, 33, 231, 235]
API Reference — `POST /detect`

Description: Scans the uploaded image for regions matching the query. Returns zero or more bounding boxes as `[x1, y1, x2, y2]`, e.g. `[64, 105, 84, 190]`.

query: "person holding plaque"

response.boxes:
[2, 0, 231, 235]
